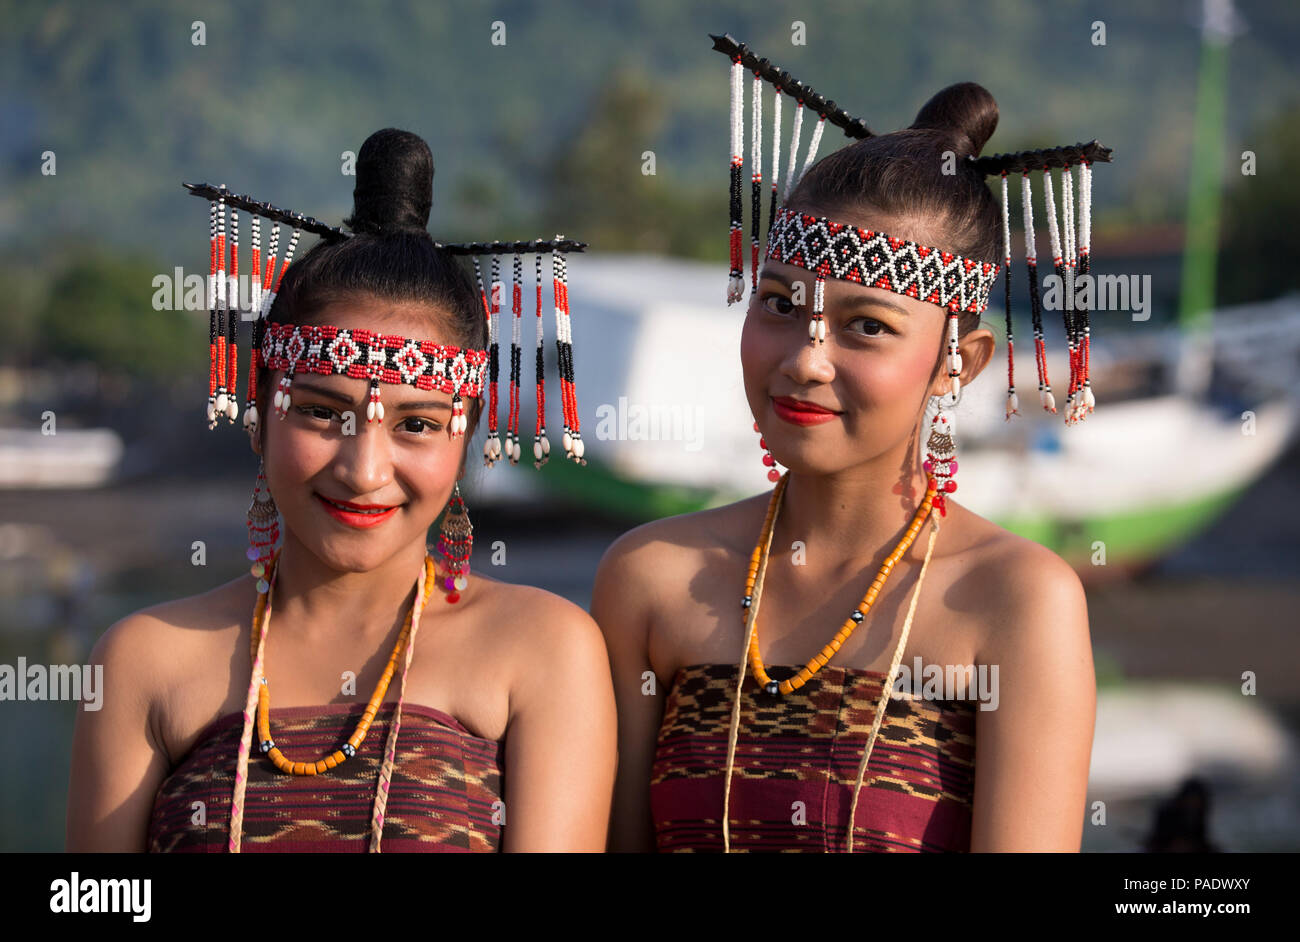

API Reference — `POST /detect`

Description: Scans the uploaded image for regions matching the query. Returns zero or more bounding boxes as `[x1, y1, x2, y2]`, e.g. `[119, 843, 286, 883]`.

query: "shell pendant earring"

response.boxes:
[923, 389, 959, 518]
[434, 483, 473, 603]
[246, 459, 280, 590]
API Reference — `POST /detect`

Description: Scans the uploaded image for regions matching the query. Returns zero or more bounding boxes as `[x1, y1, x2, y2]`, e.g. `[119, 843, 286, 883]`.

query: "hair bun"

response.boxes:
[909, 82, 999, 160]
[343, 128, 434, 236]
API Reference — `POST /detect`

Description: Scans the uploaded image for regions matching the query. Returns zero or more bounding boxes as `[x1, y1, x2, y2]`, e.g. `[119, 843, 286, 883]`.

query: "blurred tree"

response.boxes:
[540, 67, 722, 258]
[1216, 98, 1300, 304]
[36, 251, 203, 382]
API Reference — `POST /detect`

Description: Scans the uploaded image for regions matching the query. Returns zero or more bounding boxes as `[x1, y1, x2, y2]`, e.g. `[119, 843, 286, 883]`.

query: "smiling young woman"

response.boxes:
[592, 82, 1095, 853]
[65, 129, 617, 853]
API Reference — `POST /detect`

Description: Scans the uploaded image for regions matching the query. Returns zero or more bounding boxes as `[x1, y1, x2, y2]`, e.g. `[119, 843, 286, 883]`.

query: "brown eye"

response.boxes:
[402, 417, 441, 435]
[761, 292, 795, 316]
[298, 405, 337, 422]
[847, 317, 892, 337]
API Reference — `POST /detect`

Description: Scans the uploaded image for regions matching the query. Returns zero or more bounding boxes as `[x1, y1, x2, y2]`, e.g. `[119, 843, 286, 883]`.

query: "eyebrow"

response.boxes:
[760, 269, 911, 318]
[291, 380, 452, 412]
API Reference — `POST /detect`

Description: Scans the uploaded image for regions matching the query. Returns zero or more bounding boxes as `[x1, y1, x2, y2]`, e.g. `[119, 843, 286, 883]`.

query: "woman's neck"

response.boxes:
[266, 536, 431, 644]
[769, 448, 935, 576]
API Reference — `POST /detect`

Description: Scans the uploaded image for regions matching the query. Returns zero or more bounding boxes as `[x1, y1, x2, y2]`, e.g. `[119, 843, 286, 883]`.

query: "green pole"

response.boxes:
[1177, 28, 1230, 331]
[1175, 0, 1236, 396]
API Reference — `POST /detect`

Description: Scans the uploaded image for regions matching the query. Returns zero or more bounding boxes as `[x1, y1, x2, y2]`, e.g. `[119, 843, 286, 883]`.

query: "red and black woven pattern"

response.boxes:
[650, 663, 977, 853]
[148, 702, 502, 853]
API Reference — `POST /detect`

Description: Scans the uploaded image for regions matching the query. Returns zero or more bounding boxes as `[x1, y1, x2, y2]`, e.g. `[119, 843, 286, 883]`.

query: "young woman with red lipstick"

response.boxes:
[67, 130, 616, 852]
[593, 83, 1095, 852]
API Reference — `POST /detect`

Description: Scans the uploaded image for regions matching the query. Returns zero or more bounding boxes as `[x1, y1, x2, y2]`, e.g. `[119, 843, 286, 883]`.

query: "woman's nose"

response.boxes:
[332, 420, 394, 494]
[780, 329, 835, 386]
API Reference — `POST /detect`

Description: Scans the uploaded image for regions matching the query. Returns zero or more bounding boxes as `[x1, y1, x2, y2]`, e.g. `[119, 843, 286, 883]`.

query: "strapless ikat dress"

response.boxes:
[147, 701, 503, 852]
[650, 663, 976, 852]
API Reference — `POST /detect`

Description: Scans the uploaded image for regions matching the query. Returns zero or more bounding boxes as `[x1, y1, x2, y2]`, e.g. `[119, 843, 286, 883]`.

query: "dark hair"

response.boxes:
[255, 128, 487, 445]
[787, 82, 1001, 340]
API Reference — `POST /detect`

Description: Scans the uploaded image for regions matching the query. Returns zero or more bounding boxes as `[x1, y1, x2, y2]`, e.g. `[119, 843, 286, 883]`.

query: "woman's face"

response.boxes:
[740, 212, 993, 477]
[251, 297, 466, 572]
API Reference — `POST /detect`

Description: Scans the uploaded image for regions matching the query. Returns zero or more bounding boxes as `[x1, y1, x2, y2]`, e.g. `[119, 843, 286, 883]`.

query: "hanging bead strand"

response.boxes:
[808, 269, 827, 344]
[214, 192, 229, 427]
[727, 54, 745, 304]
[206, 198, 219, 426]
[1021, 170, 1053, 414]
[1077, 158, 1095, 416]
[268, 226, 302, 421]
[553, 249, 585, 464]
[749, 69, 763, 293]
[243, 214, 262, 432]
[794, 112, 827, 190]
[507, 253, 523, 464]
[766, 86, 782, 246]
[1041, 164, 1066, 415]
[476, 256, 501, 465]
[1001, 171, 1019, 419]
[782, 99, 805, 202]
[1061, 162, 1080, 423]
[225, 207, 240, 423]
[533, 252, 550, 467]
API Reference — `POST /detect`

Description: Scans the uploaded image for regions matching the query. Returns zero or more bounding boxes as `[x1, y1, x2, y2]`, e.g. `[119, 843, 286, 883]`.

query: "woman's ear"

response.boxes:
[954, 326, 997, 389]
[248, 425, 262, 458]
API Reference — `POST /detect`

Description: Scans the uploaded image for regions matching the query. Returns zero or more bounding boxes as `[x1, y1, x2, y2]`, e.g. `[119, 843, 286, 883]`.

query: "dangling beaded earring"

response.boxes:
[923, 389, 959, 518]
[435, 483, 473, 604]
[808, 271, 827, 344]
[246, 459, 280, 590]
[754, 420, 780, 483]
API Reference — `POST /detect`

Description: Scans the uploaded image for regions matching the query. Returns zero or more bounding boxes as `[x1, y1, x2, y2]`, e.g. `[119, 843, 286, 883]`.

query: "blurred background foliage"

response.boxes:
[1, 0, 1298, 380]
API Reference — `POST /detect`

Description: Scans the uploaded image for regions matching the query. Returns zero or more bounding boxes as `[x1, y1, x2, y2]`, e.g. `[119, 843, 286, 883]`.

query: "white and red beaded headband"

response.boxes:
[712, 33, 1115, 425]
[183, 181, 589, 466]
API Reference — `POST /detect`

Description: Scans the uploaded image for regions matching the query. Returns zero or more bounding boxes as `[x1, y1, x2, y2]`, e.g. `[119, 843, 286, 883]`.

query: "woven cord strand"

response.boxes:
[228, 551, 279, 853]
[844, 511, 941, 853]
[368, 554, 437, 852]
[722, 472, 789, 853]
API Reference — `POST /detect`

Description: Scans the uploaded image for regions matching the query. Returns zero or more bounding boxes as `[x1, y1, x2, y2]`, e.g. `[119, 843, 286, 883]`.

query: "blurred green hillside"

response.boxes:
[2, 0, 1298, 378]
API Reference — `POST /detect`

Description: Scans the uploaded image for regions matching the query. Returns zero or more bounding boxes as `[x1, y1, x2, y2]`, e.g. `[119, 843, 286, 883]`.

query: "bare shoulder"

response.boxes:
[469, 571, 609, 672]
[88, 576, 249, 741]
[947, 504, 1090, 664]
[594, 493, 767, 596]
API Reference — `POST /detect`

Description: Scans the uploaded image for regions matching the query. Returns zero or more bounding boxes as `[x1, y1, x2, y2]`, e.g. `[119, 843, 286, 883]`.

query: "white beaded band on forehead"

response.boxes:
[765, 207, 1002, 308]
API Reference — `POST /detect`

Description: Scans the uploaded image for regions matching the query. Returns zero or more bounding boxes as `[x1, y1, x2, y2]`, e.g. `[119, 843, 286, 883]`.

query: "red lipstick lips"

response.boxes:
[315, 492, 401, 528]
[771, 395, 841, 426]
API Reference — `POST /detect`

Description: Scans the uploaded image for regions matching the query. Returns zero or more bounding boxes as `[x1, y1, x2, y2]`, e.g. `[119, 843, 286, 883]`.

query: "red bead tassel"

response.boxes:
[214, 195, 228, 428]
[553, 250, 584, 464]
[726, 54, 745, 304]
[244, 216, 262, 431]
[749, 70, 763, 293]
[1001, 172, 1019, 420]
[226, 208, 239, 424]
[477, 256, 502, 466]
[207, 199, 218, 426]
[533, 253, 549, 467]
[506, 253, 522, 465]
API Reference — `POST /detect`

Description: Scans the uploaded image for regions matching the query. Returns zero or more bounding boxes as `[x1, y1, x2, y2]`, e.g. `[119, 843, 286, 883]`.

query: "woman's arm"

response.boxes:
[969, 543, 1096, 851]
[66, 614, 173, 851]
[589, 531, 667, 852]
[500, 593, 617, 851]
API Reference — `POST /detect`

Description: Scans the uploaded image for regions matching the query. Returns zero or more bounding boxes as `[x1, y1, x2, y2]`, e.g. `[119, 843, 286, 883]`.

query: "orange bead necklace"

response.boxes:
[249, 549, 437, 775]
[743, 470, 939, 696]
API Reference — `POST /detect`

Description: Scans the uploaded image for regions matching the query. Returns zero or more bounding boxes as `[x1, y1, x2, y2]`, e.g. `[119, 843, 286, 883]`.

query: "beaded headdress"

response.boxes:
[713, 33, 1115, 424]
[183, 181, 589, 465]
